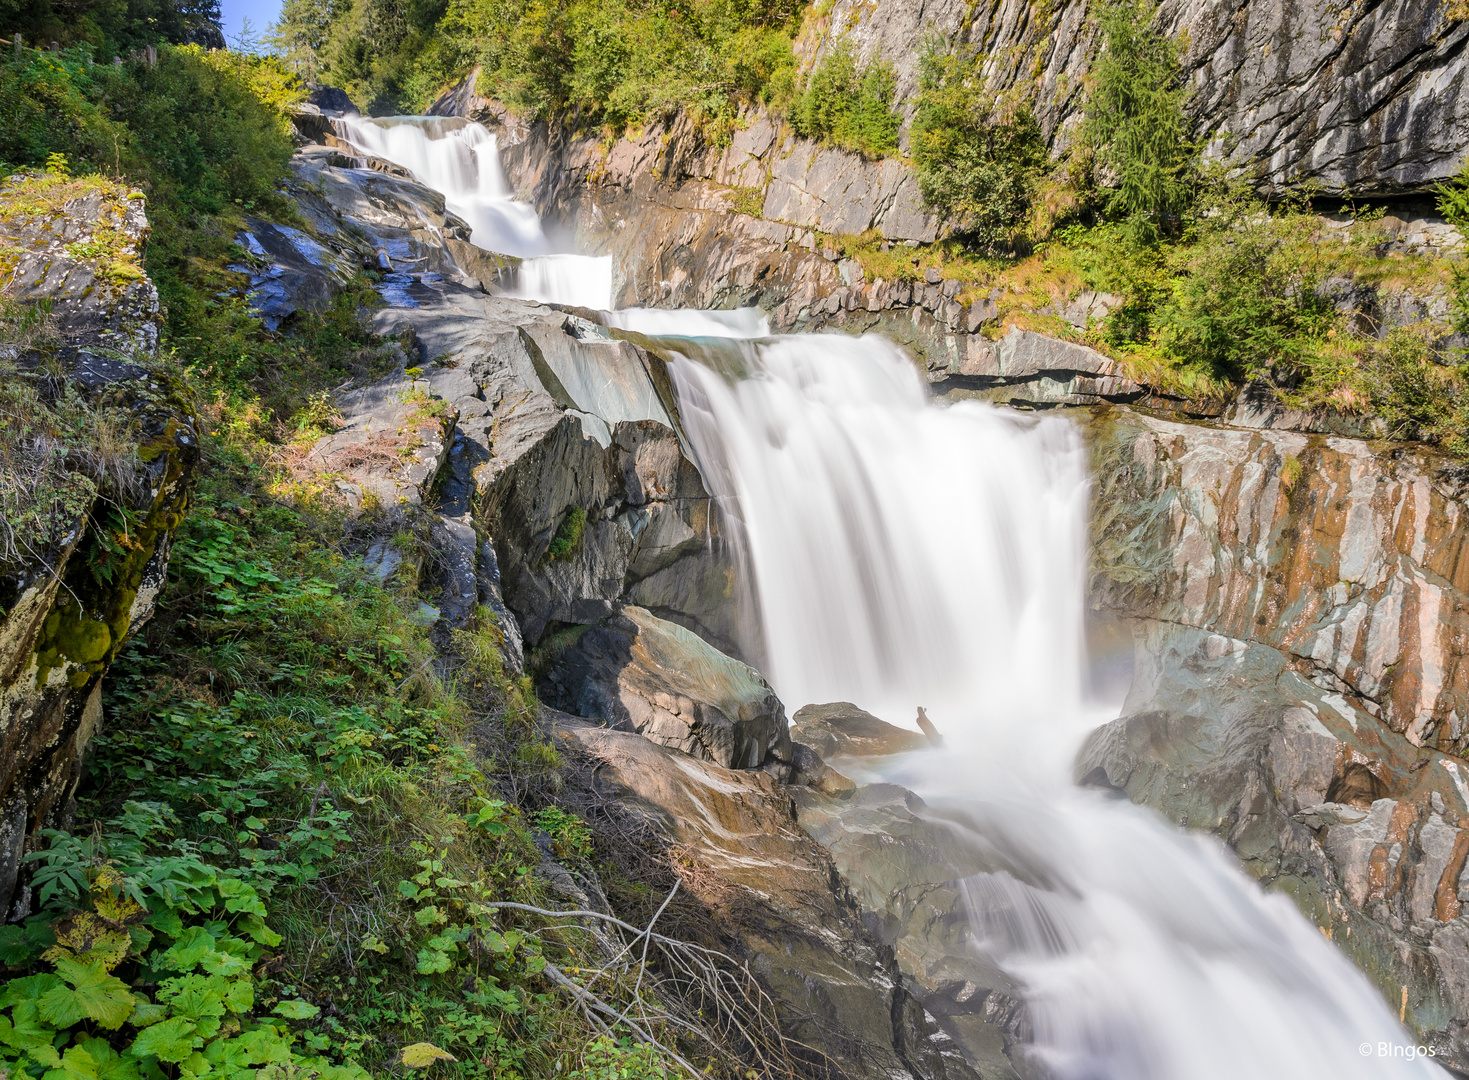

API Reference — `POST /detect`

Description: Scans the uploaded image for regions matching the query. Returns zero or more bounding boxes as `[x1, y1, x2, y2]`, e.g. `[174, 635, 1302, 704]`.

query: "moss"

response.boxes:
[546, 506, 588, 562]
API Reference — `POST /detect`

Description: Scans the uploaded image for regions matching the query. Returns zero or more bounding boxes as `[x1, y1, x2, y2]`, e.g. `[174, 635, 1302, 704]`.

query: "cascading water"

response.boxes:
[332, 115, 613, 309]
[321, 105, 1442, 1072]
[667, 332, 1446, 1079]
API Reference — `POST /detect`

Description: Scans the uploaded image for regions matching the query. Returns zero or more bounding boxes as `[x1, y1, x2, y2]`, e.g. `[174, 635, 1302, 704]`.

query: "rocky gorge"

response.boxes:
[6, 0, 1469, 1075]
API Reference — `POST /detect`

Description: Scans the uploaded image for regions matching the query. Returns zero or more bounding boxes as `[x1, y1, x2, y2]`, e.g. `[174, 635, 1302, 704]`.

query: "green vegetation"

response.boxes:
[789, 38, 900, 158]
[1080, 0, 1196, 230]
[0, 29, 704, 1080]
[0, 0, 221, 58]
[273, 0, 803, 130]
[910, 43, 1047, 251]
[546, 507, 588, 561]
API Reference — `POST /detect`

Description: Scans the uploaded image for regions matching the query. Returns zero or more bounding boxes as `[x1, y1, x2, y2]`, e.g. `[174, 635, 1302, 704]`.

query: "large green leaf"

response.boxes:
[34, 1043, 99, 1080]
[271, 1000, 318, 1020]
[131, 1016, 201, 1063]
[236, 914, 281, 947]
[0, 974, 64, 1007]
[156, 928, 215, 974]
[40, 960, 135, 1030]
[236, 1026, 292, 1065]
[76, 1037, 141, 1080]
[0, 1000, 57, 1051]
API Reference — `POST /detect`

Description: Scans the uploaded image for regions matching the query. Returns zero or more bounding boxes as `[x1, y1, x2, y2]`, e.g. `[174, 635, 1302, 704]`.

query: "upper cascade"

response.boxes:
[333, 114, 614, 309]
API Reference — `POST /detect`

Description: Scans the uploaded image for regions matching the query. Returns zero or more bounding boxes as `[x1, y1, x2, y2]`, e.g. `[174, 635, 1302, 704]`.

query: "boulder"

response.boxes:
[555, 720, 985, 1080]
[307, 371, 457, 508]
[791, 702, 929, 758]
[539, 606, 790, 771]
[790, 742, 857, 797]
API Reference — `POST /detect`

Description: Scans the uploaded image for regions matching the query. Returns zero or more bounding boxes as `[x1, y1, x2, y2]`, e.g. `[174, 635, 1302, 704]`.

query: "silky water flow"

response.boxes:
[325, 109, 1442, 1074]
[332, 114, 613, 309]
[667, 331, 1445, 1080]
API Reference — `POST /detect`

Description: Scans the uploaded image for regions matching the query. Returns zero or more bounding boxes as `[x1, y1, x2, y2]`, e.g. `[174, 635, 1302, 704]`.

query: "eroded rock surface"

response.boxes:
[807, 0, 1468, 195]
[791, 702, 930, 759]
[1085, 406, 1469, 1065]
[556, 720, 990, 1080]
[539, 605, 790, 771]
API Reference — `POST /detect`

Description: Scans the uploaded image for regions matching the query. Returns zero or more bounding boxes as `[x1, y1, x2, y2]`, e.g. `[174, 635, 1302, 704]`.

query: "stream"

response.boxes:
[333, 113, 1447, 1079]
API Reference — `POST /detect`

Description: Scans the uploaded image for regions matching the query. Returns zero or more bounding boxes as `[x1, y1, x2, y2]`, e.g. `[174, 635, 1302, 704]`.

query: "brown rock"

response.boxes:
[791, 702, 929, 758]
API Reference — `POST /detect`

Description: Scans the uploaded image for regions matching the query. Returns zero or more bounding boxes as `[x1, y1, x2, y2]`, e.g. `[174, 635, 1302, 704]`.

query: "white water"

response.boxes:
[669, 332, 1446, 1079]
[604, 306, 771, 339]
[332, 115, 614, 309]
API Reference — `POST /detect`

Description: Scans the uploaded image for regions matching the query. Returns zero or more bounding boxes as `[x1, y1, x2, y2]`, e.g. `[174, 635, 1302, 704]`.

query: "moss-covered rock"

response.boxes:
[0, 172, 198, 919]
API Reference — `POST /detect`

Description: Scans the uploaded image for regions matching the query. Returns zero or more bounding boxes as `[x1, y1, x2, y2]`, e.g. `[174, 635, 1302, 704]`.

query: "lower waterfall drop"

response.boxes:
[667, 331, 1444, 1080]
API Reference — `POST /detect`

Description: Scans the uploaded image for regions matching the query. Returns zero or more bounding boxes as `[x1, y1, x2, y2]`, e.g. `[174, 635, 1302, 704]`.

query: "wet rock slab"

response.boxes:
[555, 719, 989, 1080]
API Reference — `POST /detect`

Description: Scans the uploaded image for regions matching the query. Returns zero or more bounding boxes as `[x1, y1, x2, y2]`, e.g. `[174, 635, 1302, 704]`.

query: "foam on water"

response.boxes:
[604, 307, 771, 339]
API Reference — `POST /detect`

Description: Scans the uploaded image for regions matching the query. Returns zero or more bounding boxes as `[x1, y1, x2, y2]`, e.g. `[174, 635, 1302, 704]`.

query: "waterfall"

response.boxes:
[668, 332, 1445, 1079]
[332, 115, 613, 309]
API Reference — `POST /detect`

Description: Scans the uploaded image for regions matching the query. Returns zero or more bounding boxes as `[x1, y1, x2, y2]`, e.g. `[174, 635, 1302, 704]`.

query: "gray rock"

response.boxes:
[540, 606, 790, 771]
[809, 0, 1469, 195]
[790, 742, 858, 797]
[307, 372, 458, 508]
[556, 720, 979, 1080]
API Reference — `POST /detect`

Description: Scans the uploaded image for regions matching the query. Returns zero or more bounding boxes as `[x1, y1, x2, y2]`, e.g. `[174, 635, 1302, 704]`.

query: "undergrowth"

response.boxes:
[0, 33, 699, 1080]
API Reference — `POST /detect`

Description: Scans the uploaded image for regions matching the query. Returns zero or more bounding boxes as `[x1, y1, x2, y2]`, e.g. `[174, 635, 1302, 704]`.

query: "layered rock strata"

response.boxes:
[1085, 406, 1469, 1065]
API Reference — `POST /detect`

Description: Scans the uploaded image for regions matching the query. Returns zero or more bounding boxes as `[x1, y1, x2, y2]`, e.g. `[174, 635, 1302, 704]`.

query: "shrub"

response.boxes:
[275, 0, 804, 129]
[1355, 327, 1469, 452]
[1081, 0, 1196, 229]
[910, 43, 1049, 250]
[790, 39, 901, 158]
[1151, 193, 1337, 381]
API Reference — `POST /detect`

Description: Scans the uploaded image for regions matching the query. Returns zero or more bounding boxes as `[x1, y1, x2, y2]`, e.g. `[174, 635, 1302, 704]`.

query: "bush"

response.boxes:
[790, 39, 901, 158]
[1355, 327, 1469, 452]
[1150, 194, 1337, 381]
[1081, 0, 1196, 229]
[910, 43, 1048, 250]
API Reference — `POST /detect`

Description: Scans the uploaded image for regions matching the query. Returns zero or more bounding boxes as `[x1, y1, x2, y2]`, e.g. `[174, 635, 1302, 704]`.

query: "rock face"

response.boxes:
[1090, 408, 1469, 756]
[307, 369, 458, 509]
[556, 720, 990, 1080]
[808, 0, 1469, 195]
[261, 134, 741, 663]
[1085, 405, 1469, 1065]
[539, 606, 791, 771]
[0, 176, 198, 918]
[795, 784, 1036, 1080]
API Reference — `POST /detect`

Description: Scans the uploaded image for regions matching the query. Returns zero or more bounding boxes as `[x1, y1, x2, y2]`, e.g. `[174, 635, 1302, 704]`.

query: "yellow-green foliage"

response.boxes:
[911, 42, 1049, 250]
[790, 38, 901, 158]
[274, 0, 803, 131]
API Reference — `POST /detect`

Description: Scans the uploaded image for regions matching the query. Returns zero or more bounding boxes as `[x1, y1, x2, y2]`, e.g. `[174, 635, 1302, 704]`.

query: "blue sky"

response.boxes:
[219, 0, 283, 50]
